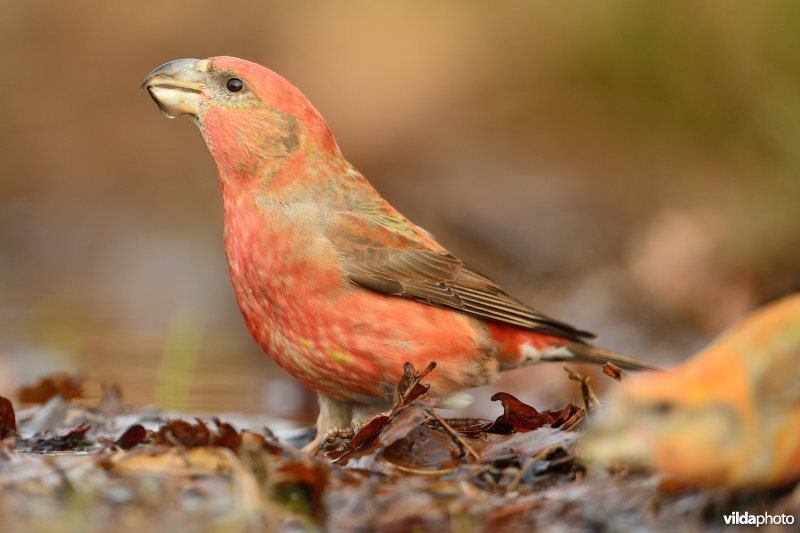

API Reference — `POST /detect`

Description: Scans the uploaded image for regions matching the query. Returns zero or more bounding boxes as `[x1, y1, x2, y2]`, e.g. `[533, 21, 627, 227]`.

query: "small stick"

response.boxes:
[382, 461, 459, 476]
[505, 447, 557, 494]
[564, 366, 600, 415]
[401, 361, 437, 402]
[426, 408, 480, 462]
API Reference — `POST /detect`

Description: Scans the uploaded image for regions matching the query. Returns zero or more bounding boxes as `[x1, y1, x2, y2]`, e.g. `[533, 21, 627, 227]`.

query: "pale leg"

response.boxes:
[301, 393, 353, 454]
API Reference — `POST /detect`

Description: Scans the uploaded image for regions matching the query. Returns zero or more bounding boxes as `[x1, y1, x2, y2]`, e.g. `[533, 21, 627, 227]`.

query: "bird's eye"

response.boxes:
[226, 78, 244, 93]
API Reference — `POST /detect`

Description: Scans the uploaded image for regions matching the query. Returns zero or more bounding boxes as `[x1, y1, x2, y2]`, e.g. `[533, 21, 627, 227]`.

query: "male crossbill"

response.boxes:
[584, 294, 800, 488]
[141, 57, 653, 448]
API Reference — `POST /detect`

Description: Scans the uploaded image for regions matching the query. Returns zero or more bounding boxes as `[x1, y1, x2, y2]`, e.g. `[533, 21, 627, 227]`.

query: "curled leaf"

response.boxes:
[488, 392, 554, 434]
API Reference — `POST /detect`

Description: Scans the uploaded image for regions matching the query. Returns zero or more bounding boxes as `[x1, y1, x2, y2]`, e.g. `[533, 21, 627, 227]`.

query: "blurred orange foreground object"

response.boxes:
[583, 293, 800, 488]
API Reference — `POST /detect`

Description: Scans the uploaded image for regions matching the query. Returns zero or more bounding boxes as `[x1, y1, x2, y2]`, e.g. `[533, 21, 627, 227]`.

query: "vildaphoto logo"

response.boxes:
[723, 511, 795, 527]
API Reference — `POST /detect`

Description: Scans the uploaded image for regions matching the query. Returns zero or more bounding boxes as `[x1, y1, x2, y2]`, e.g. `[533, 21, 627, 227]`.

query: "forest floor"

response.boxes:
[1, 367, 798, 532]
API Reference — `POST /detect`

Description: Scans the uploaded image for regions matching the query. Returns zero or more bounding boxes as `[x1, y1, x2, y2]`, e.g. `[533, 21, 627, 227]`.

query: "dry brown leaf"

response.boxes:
[109, 447, 235, 476]
[115, 424, 147, 450]
[0, 396, 16, 439]
[602, 363, 625, 382]
[17, 373, 84, 404]
[21, 424, 91, 452]
[331, 362, 436, 464]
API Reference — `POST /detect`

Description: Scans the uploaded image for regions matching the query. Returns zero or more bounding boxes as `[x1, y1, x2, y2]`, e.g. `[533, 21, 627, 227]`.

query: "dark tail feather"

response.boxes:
[539, 343, 659, 371]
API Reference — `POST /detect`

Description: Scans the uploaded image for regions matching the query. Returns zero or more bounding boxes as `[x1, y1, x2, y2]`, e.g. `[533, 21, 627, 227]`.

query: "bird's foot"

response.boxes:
[349, 417, 366, 436]
[301, 421, 364, 455]
[321, 426, 356, 447]
[304, 426, 353, 455]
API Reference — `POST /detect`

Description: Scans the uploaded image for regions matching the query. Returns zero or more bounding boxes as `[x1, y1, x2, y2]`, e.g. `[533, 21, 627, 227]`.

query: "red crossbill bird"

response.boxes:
[141, 57, 653, 449]
[583, 294, 800, 488]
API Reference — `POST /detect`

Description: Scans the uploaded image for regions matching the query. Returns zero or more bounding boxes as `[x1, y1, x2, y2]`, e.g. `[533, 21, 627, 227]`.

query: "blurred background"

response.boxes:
[1, 0, 799, 422]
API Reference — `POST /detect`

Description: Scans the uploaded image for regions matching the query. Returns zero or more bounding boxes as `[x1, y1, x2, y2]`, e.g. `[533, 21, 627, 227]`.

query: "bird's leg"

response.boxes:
[302, 393, 354, 454]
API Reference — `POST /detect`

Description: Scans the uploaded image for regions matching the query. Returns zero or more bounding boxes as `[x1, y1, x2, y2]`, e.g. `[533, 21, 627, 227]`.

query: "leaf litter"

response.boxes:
[0, 368, 797, 531]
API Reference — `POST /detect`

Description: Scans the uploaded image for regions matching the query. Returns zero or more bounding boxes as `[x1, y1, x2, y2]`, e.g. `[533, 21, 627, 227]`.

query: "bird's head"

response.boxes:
[580, 336, 776, 487]
[141, 57, 341, 183]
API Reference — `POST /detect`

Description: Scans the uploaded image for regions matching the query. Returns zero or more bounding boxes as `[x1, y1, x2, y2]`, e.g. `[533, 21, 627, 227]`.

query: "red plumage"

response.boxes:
[142, 56, 654, 449]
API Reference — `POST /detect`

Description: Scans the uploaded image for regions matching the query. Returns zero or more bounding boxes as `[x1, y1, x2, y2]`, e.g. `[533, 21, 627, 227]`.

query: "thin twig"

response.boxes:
[564, 366, 600, 416]
[401, 361, 437, 402]
[426, 409, 480, 462]
[381, 461, 459, 476]
[505, 447, 556, 494]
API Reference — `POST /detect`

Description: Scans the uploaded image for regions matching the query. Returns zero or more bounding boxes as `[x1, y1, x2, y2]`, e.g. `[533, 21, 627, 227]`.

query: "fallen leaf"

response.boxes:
[115, 424, 147, 450]
[480, 427, 580, 464]
[482, 393, 554, 434]
[0, 396, 16, 439]
[151, 418, 265, 452]
[21, 424, 92, 452]
[17, 372, 84, 404]
[426, 409, 480, 462]
[154, 419, 211, 447]
[109, 446, 235, 476]
[352, 415, 390, 450]
[210, 418, 245, 451]
[331, 362, 437, 464]
[397, 361, 436, 404]
[602, 363, 624, 382]
[454, 395, 585, 437]
[381, 423, 462, 472]
[379, 405, 430, 448]
[548, 403, 585, 431]
[327, 413, 391, 463]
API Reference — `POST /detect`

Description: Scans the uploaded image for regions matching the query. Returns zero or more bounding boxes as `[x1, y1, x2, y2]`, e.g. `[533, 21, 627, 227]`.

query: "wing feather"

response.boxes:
[330, 210, 593, 341]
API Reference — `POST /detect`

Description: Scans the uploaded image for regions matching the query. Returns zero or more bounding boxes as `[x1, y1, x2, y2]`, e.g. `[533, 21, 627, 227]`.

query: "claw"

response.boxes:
[322, 426, 355, 445]
[301, 422, 361, 455]
[350, 417, 364, 435]
[301, 426, 353, 455]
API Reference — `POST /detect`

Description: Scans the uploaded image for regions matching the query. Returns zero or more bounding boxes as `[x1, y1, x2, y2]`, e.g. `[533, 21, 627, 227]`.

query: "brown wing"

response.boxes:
[330, 212, 594, 342]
